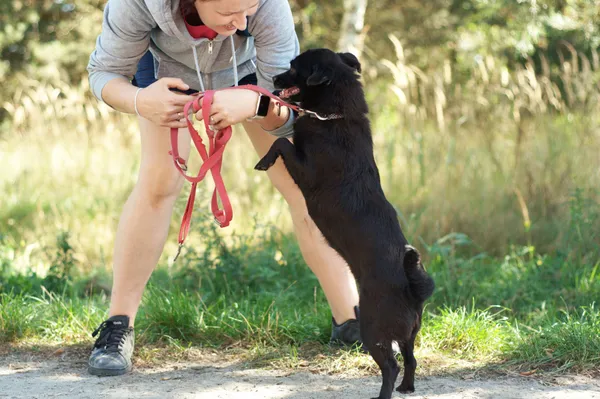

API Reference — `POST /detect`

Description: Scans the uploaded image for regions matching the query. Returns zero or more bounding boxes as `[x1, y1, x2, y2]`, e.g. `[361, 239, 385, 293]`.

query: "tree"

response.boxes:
[337, 0, 368, 59]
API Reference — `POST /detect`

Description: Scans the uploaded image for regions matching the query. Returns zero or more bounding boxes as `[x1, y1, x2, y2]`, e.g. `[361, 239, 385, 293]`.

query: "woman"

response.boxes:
[87, 0, 362, 376]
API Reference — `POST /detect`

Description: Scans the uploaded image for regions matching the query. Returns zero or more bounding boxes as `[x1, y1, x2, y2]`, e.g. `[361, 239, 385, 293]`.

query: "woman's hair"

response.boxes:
[180, 0, 197, 16]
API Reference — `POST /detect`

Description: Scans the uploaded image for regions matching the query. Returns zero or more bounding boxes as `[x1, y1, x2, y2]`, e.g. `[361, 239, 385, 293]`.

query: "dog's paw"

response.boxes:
[396, 383, 415, 394]
[254, 156, 276, 171]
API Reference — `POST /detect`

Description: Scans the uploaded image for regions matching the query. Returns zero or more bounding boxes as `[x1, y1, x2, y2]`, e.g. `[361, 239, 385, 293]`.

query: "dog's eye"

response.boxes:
[289, 67, 297, 76]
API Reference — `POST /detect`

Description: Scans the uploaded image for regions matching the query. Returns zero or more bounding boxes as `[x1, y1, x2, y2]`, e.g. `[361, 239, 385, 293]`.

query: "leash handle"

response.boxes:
[170, 93, 233, 250]
[169, 84, 298, 256]
[201, 91, 233, 228]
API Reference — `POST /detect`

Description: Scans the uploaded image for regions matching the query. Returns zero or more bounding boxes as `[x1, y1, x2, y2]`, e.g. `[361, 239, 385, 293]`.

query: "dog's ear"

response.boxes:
[338, 52, 362, 73]
[307, 67, 333, 86]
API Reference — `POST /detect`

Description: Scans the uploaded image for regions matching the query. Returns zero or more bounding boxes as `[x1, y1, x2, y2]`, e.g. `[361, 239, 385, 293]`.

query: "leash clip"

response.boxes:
[308, 111, 329, 121]
[173, 243, 184, 262]
[175, 158, 188, 172]
[297, 107, 326, 121]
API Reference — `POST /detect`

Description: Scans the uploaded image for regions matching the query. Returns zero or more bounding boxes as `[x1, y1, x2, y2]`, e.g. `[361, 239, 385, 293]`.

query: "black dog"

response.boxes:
[255, 49, 435, 399]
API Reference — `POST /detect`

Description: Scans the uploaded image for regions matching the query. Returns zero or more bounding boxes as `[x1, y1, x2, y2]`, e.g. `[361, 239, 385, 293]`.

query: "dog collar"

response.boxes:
[300, 108, 344, 121]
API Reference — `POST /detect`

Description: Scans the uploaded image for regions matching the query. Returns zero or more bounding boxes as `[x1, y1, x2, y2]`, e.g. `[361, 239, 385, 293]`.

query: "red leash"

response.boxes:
[169, 84, 303, 260]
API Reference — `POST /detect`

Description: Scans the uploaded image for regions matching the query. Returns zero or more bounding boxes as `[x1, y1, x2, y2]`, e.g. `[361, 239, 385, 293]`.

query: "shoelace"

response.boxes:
[92, 320, 129, 353]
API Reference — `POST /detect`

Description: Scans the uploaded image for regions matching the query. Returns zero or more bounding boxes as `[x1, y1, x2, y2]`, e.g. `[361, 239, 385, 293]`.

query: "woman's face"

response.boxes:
[195, 0, 259, 36]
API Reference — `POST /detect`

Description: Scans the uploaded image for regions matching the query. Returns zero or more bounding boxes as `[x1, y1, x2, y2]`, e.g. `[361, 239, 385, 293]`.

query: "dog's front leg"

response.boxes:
[255, 138, 287, 171]
[255, 138, 315, 191]
[254, 138, 304, 174]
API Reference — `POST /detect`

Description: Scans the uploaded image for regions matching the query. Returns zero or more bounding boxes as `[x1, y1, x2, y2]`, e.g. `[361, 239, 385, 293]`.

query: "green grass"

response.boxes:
[421, 306, 512, 361]
[0, 291, 106, 343]
[0, 286, 330, 347]
[1, 222, 599, 373]
[1, 286, 599, 373]
[510, 305, 600, 371]
[139, 286, 330, 347]
[424, 236, 600, 318]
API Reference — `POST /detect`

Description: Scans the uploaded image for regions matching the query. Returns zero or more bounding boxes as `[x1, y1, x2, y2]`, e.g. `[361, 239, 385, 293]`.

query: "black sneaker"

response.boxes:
[88, 315, 134, 376]
[329, 307, 399, 354]
[329, 306, 366, 351]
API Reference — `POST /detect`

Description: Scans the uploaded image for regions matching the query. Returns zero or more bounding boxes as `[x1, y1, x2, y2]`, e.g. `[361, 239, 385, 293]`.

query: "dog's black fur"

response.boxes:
[254, 49, 435, 399]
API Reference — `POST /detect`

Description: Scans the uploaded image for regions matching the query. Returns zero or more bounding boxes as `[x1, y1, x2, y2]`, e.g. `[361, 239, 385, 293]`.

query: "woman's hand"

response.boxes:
[136, 78, 197, 128]
[195, 89, 259, 130]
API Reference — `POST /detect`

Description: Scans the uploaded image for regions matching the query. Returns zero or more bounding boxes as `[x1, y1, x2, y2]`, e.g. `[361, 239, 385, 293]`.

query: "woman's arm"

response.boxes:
[249, 0, 300, 135]
[88, 1, 194, 128]
[100, 78, 140, 114]
[87, 0, 155, 102]
[102, 77, 195, 129]
[255, 96, 291, 132]
[203, 89, 290, 131]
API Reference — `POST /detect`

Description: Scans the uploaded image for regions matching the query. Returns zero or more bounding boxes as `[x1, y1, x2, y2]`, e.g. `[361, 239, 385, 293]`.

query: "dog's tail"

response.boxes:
[403, 245, 435, 302]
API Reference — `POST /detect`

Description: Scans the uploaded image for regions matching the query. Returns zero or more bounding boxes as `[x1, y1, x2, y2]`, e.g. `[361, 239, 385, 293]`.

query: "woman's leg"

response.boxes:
[89, 117, 191, 376]
[108, 118, 191, 325]
[242, 122, 360, 324]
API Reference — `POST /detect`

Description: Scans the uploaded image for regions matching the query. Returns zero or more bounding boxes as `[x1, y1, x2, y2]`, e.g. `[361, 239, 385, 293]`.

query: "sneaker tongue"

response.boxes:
[106, 315, 130, 328]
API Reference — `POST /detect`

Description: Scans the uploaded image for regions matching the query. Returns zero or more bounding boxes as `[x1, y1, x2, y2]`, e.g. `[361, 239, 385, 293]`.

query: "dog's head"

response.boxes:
[274, 49, 362, 103]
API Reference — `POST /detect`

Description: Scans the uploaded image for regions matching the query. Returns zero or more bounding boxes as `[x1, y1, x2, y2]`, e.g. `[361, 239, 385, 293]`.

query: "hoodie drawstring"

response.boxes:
[192, 45, 206, 92]
[192, 36, 239, 92]
[230, 36, 238, 87]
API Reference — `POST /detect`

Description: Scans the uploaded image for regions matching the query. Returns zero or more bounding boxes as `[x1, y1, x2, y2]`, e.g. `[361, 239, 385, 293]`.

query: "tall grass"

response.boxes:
[510, 304, 600, 370]
[374, 35, 600, 254]
[2, 45, 599, 270]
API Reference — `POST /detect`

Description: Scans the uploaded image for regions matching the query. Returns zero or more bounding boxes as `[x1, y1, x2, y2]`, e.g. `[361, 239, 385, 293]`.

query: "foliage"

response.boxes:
[0, 0, 103, 85]
[2, 0, 599, 116]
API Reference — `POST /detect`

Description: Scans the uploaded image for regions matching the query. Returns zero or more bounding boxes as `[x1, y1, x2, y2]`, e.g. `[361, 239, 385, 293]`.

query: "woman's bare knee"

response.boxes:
[266, 165, 306, 209]
[242, 122, 308, 211]
[136, 168, 185, 209]
[136, 119, 190, 209]
[268, 173, 322, 238]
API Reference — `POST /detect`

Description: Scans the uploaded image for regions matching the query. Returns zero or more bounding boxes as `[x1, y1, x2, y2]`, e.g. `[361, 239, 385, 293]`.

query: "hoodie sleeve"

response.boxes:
[249, 0, 300, 137]
[87, 0, 157, 101]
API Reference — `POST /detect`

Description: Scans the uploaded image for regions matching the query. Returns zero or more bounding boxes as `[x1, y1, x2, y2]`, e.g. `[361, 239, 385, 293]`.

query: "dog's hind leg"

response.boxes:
[360, 299, 399, 398]
[396, 336, 417, 393]
[366, 341, 399, 399]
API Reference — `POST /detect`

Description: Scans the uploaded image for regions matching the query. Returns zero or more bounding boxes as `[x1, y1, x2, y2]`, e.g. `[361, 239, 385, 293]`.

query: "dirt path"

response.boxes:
[1, 353, 599, 399]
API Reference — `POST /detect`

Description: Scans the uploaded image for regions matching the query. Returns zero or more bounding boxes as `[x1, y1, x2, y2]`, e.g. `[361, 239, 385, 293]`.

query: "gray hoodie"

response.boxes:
[87, 0, 300, 136]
